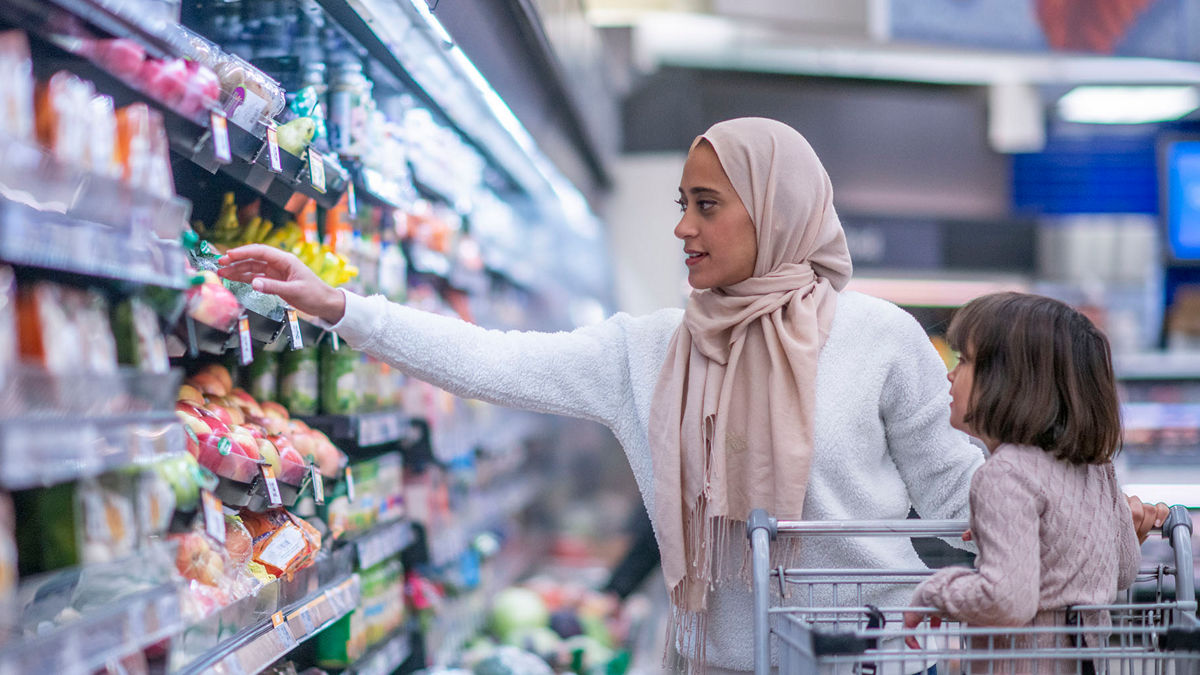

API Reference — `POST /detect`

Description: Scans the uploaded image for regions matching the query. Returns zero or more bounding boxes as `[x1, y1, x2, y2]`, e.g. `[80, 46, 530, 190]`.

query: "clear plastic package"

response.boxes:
[0, 31, 35, 141]
[216, 55, 286, 130]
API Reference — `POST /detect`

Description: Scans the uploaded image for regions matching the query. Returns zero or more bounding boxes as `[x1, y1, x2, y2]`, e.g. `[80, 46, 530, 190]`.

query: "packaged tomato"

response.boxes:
[17, 282, 83, 374]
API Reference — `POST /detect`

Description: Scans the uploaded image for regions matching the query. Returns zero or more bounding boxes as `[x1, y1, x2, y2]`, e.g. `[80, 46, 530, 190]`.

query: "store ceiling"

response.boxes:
[583, 0, 1200, 86]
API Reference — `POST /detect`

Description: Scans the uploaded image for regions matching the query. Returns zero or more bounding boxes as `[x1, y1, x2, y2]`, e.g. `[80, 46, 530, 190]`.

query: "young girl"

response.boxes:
[905, 292, 1141, 673]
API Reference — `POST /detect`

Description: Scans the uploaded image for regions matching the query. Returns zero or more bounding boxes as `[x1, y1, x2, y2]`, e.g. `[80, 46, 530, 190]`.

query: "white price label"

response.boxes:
[261, 465, 282, 507]
[345, 466, 356, 502]
[286, 309, 303, 349]
[308, 149, 326, 193]
[330, 330, 339, 351]
[266, 125, 282, 172]
[238, 315, 252, 365]
[201, 490, 226, 543]
[210, 111, 232, 163]
[310, 464, 325, 505]
[347, 180, 358, 217]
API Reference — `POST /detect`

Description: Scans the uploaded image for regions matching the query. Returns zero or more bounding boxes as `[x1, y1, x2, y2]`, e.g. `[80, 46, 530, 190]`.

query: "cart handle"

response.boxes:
[772, 518, 969, 538]
[1164, 505, 1196, 616]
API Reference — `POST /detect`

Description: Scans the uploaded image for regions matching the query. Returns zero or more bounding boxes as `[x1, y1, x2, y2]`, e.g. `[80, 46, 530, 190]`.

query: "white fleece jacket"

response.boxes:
[333, 289, 984, 672]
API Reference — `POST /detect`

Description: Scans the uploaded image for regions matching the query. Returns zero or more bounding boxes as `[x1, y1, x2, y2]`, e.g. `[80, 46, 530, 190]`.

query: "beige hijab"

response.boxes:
[649, 118, 853, 664]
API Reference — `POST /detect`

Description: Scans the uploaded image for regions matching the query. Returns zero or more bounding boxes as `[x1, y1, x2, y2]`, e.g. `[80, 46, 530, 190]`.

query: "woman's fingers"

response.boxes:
[1127, 495, 1163, 544]
[961, 528, 973, 542]
[217, 260, 274, 282]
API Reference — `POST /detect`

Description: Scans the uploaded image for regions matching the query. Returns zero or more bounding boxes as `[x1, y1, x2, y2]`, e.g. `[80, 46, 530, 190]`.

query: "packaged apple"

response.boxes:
[215, 54, 285, 131]
[184, 270, 241, 332]
[0, 31, 34, 141]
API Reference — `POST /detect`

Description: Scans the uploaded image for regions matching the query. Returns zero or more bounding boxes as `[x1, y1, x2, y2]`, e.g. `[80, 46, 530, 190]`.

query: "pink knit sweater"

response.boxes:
[911, 443, 1140, 671]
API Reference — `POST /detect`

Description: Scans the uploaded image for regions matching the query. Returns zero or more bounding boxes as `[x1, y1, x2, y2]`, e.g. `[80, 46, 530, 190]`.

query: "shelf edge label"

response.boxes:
[311, 464, 325, 505]
[308, 149, 326, 193]
[266, 125, 283, 173]
[201, 490, 226, 543]
[238, 314, 252, 365]
[261, 465, 282, 507]
[286, 309, 303, 349]
[211, 111, 232, 163]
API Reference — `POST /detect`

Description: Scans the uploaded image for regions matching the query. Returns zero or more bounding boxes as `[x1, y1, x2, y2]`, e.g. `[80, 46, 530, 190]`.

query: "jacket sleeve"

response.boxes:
[1111, 466, 1141, 591]
[911, 457, 1042, 626]
[879, 310, 984, 524]
[331, 290, 647, 428]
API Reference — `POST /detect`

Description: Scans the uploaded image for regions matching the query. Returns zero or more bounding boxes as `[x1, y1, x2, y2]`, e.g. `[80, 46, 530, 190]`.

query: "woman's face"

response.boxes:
[673, 140, 758, 290]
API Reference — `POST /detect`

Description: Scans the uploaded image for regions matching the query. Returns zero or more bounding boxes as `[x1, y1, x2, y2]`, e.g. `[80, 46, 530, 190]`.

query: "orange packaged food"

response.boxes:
[241, 508, 321, 579]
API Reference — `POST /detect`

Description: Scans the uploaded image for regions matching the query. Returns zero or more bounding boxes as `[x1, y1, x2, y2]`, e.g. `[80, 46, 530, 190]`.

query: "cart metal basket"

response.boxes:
[747, 506, 1200, 675]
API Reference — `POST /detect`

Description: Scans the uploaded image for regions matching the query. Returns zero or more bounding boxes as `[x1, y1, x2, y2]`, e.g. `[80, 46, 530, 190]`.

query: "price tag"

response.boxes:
[201, 490, 226, 543]
[308, 149, 326, 193]
[330, 331, 339, 351]
[265, 125, 282, 172]
[345, 466, 356, 503]
[347, 180, 358, 218]
[272, 611, 284, 627]
[260, 465, 282, 507]
[286, 309, 303, 349]
[238, 314, 252, 365]
[210, 111, 232, 163]
[310, 464, 325, 505]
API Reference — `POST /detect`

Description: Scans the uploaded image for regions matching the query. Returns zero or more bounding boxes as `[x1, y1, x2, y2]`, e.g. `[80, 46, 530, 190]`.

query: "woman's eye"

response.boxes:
[674, 198, 687, 212]
[697, 200, 716, 212]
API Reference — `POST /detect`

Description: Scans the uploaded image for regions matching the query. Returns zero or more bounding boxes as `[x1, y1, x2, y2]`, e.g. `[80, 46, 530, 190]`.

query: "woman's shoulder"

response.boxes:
[830, 291, 927, 346]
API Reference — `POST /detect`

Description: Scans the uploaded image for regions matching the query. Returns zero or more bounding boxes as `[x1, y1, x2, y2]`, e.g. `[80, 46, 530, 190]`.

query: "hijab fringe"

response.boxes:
[663, 414, 805, 672]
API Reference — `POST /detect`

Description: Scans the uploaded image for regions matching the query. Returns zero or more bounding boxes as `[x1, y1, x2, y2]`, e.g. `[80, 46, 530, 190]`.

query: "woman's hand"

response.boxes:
[216, 244, 346, 324]
[1127, 495, 1170, 544]
[902, 611, 941, 649]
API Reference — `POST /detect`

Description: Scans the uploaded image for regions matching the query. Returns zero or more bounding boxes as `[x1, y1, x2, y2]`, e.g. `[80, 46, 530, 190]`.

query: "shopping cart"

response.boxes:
[747, 506, 1200, 675]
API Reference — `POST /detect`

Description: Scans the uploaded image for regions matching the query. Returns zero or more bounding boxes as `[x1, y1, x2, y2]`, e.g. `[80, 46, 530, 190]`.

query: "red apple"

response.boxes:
[97, 38, 145, 78]
[229, 427, 262, 460]
[280, 446, 304, 466]
[140, 57, 188, 106]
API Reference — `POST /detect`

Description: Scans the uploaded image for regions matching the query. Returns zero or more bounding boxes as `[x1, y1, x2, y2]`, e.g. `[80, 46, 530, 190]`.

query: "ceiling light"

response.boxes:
[1058, 85, 1200, 124]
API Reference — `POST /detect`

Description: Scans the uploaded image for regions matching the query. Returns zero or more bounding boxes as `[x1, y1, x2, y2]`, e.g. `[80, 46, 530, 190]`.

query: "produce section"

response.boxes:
[0, 0, 624, 673]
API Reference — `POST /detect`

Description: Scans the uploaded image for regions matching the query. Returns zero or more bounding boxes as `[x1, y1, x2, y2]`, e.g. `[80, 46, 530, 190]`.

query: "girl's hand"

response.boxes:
[903, 611, 941, 649]
[217, 244, 346, 324]
[961, 529, 972, 542]
[1127, 495, 1170, 544]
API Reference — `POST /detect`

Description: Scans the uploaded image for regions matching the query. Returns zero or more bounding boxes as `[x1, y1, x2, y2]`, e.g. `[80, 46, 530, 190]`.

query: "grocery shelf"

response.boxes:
[428, 478, 541, 568]
[297, 410, 417, 449]
[0, 366, 185, 488]
[315, 0, 554, 201]
[0, 0, 350, 211]
[177, 574, 361, 675]
[0, 544, 184, 675]
[1115, 352, 1200, 380]
[344, 625, 416, 675]
[0, 198, 190, 290]
[0, 582, 183, 674]
[344, 518, 416, 571]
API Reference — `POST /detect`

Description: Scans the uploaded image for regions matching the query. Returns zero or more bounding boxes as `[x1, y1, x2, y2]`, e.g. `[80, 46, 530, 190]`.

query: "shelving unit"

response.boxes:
[0, 0, 609, 669]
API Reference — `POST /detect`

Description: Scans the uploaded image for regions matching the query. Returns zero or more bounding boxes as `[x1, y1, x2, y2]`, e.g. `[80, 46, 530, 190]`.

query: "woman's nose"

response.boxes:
[674, 215, 696, 240]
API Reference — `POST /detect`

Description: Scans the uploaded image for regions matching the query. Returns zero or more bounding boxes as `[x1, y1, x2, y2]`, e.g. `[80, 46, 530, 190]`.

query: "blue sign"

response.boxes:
[1166, 141, 1200, 260]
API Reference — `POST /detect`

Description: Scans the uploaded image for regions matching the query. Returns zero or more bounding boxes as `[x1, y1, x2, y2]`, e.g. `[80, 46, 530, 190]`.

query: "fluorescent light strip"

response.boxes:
[1058, 85, 1200, 125]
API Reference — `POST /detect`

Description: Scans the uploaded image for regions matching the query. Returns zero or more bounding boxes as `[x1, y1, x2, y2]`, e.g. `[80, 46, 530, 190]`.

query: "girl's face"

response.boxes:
[674, 141, 758, 290]
[947, 350, 977, 436]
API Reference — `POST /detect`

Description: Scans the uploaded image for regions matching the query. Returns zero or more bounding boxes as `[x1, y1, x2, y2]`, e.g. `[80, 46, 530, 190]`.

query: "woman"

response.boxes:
[219, 118, 1166, 673]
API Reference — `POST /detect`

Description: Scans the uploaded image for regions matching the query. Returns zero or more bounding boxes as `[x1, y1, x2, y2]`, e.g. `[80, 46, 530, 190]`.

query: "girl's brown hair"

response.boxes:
[946, 292, 1122, 464]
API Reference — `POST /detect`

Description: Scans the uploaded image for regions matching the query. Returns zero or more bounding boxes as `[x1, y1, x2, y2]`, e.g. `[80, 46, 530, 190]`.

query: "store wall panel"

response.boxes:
[623, 67, 1011, 220]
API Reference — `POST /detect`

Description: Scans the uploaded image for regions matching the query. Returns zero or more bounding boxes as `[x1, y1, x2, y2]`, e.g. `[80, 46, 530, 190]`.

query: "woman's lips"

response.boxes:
[685, 252, 707, 267]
